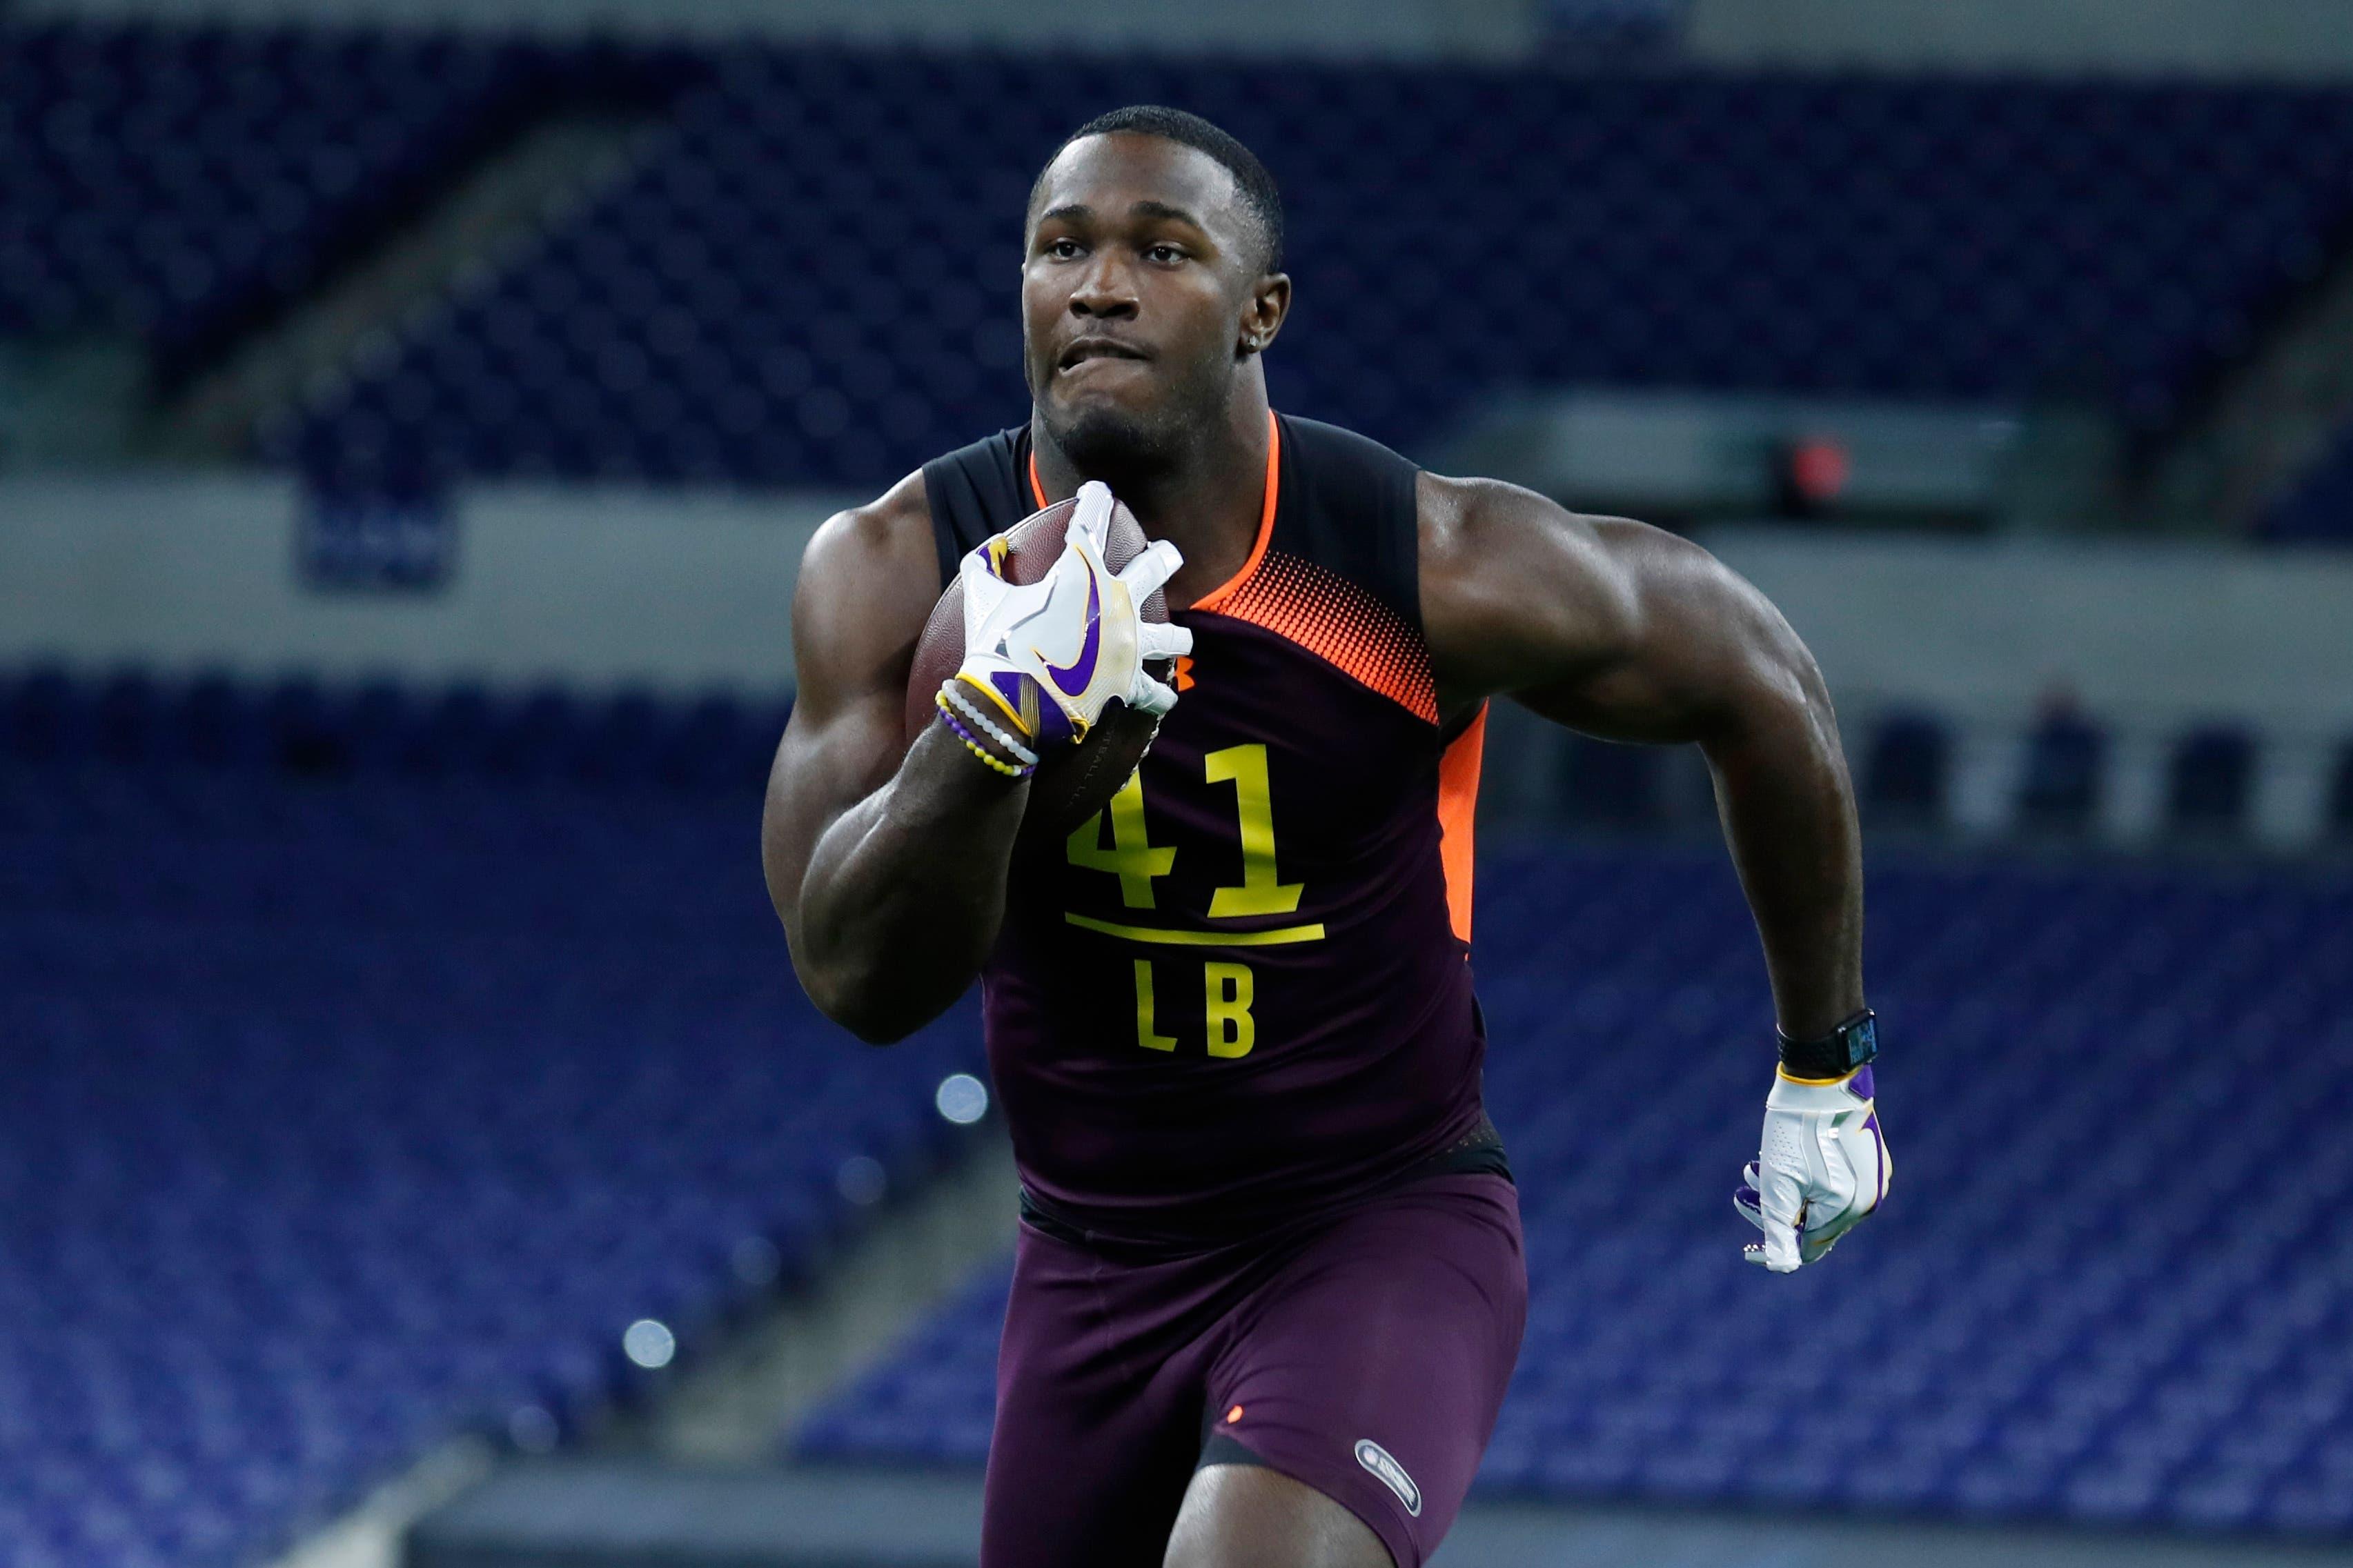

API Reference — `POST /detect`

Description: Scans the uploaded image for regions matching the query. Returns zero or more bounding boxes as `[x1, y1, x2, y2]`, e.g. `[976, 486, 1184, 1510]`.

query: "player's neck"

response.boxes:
[1030, 390, 1272, 612]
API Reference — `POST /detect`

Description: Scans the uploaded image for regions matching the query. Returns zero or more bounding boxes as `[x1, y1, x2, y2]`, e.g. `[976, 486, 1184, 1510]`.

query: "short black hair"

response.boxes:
[1035, 105, 1284, 274]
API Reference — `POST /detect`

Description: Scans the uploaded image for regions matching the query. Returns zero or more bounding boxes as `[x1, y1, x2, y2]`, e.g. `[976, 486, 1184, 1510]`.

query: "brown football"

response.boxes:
[905, 493, 1171, 840]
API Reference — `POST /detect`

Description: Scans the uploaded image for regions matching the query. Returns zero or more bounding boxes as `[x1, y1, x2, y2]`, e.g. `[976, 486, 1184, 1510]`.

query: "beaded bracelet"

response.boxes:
[936, 691, 1034, 780]
[941, 679, 1040, 766]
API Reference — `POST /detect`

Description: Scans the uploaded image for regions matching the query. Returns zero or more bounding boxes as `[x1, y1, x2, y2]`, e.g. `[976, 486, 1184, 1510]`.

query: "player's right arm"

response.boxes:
[760, 473, 1031, 1044]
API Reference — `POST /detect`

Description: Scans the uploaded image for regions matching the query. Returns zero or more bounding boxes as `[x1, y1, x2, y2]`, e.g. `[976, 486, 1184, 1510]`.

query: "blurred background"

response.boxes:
[3, 0, 2353, 1564]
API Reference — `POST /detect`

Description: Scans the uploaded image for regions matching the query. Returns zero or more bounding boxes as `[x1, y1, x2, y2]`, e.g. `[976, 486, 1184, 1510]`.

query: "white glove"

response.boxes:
[951, 480, 1193, 753]
[1735, 1065, 1889, 1272]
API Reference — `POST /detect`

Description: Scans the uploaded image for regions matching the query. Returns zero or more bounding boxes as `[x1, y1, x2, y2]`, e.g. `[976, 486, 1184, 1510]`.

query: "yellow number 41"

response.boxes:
[1203, 744, 1303, 917]
[1065, 743, 1301, 916]
[1065, 771, 1174, 909]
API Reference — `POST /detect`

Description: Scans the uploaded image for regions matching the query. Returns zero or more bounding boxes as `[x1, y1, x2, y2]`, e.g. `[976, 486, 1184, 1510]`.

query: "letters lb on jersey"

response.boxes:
[922, 413, 1491, 1247]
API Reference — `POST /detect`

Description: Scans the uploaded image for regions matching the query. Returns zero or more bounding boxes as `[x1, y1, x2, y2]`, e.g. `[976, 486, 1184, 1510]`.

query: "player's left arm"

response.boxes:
[1419, 473, 1887, 1272]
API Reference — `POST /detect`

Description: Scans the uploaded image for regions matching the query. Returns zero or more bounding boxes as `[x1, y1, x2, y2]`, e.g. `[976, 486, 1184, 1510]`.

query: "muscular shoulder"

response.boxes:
[791, 469, 941, 706]
[1416, 470, 1647, 710]
[801, 468, 936, 597]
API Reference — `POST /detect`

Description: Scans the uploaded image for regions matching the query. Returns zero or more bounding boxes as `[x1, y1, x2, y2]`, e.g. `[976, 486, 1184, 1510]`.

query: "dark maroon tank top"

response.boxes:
[923, 412, 1495, 1247]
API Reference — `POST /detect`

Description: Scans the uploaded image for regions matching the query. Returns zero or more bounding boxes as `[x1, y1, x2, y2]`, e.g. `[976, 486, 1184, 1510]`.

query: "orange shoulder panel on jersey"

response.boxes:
[1212, 552, 1440, 724]
[1437, 704, 1485, 944]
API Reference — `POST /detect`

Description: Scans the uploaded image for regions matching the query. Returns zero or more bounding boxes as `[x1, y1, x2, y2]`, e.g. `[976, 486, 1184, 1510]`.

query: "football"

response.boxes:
[905, 493, 1172, 838]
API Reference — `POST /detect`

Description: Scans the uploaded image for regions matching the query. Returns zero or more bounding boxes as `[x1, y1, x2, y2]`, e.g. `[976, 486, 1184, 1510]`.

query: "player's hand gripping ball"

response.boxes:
[955, 479, 1190, 741]
[1735, 1066, 1890, 1272]
[907, 479, 1192, 834]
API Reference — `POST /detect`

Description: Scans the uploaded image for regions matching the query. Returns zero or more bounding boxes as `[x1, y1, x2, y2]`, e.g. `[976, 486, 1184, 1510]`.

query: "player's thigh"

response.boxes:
[1165, 1460, 1393, 1568]
[1198, 1175, 1527, 1568]
[981, 1227, 1202, 1568]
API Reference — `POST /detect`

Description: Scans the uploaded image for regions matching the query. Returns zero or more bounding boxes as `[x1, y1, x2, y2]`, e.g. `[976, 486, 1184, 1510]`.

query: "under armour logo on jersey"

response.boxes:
[1354, 1439, 1421, 1517]
[1173, 654, 1196, 693]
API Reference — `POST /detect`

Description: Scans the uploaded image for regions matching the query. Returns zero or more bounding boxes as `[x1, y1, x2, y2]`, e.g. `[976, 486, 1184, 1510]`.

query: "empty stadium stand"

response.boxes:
[2016, 706, 2107, 835]
[9, 21, 2336, 491]
[0, 669, 985, 1568]
[6, 665, 2349, 1559]
[278, 55, 2353, 490]
[4, 25, 524, 379]
[1861, 710, 1950, 829]
[799, 838, 2353, 1538]
[2167, 724, 2258, 837]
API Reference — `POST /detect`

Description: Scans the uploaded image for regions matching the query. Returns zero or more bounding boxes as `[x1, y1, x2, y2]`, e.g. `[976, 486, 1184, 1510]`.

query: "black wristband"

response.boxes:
[1777, 1009, 1878, 1080]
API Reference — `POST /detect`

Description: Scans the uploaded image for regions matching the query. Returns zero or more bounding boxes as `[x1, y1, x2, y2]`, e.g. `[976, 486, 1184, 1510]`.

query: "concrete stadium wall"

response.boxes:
[1687, 0, 2353, 80]
[7, 0, 1536, 59]
[7, 475, 2351, 726]
[1699, 524, 2353, 737]
[6, 474, 2351, 842]
[0, 472, 834, 695]
[1698, 524, 2353, 846]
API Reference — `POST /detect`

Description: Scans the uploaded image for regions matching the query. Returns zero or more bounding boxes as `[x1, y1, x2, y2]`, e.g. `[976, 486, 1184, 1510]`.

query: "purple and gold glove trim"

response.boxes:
[989, 669, 1079, 750]
[936, 688, 1035, 780]
[1847, 1066, 1890, 1206]
[958, 668, 1079, 752]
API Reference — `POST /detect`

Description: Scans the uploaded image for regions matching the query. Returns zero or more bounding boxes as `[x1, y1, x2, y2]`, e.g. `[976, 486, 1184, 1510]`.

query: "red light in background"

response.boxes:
[1787, 436, 1852, 506]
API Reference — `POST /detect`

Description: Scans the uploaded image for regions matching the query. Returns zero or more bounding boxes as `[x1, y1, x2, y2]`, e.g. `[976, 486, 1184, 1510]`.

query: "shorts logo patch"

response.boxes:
[1354, 1438, 1421, 1517]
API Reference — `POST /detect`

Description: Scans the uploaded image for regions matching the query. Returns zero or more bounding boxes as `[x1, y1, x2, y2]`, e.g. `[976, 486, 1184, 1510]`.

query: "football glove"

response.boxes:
[952, 480, 1192, 753]
[1735, 1065, 1889, 1272]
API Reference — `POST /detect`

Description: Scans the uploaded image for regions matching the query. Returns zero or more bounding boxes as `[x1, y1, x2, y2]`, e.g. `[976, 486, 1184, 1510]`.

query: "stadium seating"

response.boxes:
[1861, 711, 1949, 828]
[0, 23, 547, 383]
[10, 663, 2352, 1554]
[240, 44, 2353, 489]
[2258, 421, 2353, 545]
[799, 840, 2353, 1538]
[6, 20, 2350, 493]
[2166, 724, 2256, 837]
[0, 669, 984, 1568]
[1557, 732, 1669, 828]
[2015, 705, 2106, 834]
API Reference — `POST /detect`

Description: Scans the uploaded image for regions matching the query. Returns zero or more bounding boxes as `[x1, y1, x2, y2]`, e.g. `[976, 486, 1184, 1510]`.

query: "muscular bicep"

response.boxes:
[760, 477, 941, 930]
[1421, 474, 1822, 746]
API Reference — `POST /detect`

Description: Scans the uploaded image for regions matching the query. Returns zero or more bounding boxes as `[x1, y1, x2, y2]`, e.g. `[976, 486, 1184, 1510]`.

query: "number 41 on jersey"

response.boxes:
[1065, 743, 1309, 1061]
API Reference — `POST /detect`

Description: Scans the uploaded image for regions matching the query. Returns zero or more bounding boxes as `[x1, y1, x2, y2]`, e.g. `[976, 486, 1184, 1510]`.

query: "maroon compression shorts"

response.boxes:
[980, 1172, 1526, 1568]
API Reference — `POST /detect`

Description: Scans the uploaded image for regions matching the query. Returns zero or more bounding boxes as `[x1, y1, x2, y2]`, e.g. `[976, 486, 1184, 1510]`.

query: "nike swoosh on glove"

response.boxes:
[954, 480, 1194, 752]
[1735, 1065, 1889, 1272]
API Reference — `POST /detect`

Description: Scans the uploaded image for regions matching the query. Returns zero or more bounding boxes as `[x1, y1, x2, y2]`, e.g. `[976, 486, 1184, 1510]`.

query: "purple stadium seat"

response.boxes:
[0, 669, 980, 1568]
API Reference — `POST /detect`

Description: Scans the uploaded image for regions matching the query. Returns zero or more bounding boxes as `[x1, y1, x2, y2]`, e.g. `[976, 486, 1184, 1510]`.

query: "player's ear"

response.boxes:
[1238, 272, 1291, 358]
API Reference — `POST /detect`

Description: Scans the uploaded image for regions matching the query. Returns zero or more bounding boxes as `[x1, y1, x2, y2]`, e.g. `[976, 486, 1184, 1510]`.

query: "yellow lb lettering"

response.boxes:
[1203, 961, 1256, 1059]
[1132, 960, 1177, 1052]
